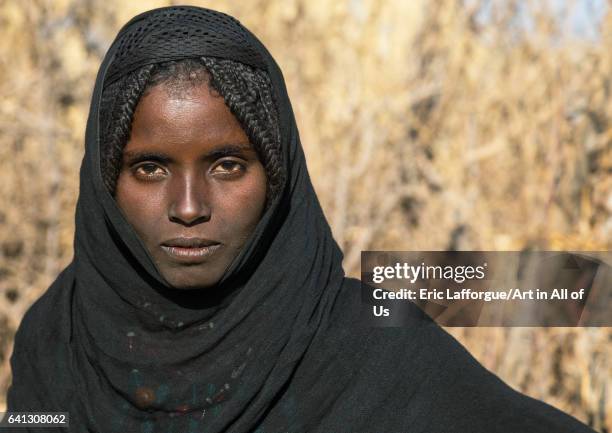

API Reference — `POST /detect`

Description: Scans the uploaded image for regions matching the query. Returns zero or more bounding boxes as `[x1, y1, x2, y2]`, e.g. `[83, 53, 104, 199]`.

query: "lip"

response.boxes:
[161, 237, 220, 248]
[160, 237, 222, 263]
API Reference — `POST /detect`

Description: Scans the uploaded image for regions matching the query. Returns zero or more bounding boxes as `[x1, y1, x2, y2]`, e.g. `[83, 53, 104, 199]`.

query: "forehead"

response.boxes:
[127, 83, 250, 152]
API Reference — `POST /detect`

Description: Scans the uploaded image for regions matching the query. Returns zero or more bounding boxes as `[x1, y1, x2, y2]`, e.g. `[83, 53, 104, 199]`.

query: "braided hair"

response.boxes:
[99, 58, 285, 207]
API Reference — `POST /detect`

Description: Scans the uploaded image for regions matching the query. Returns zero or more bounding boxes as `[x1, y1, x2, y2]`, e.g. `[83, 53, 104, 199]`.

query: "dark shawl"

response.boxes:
[7, 6, 595, 433]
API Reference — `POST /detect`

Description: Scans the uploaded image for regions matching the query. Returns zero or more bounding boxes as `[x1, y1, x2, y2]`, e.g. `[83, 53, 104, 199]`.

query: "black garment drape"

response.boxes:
[8, 6, 595, 433]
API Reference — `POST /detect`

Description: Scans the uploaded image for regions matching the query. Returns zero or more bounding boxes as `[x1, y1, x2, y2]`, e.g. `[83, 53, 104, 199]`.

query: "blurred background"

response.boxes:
[0, 0, 610, 430]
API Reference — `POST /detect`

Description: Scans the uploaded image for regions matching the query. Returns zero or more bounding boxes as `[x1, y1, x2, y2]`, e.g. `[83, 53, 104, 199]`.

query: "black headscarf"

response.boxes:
[8, 6, 596, 433]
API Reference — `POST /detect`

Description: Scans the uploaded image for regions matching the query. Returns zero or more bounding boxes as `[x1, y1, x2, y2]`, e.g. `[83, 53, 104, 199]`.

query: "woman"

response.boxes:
[7, 6, 595, 433]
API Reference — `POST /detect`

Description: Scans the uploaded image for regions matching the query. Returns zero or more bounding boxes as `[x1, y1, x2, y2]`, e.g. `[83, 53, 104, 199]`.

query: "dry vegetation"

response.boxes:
[0, 0, 610, 430]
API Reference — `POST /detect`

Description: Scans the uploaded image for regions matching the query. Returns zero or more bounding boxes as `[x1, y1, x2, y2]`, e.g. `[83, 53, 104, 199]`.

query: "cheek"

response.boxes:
[214, 171, 267, 240]
[115, 179, 167, 240]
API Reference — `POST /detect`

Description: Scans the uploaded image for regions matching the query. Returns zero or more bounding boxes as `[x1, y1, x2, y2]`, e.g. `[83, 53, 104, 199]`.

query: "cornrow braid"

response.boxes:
[200, 58, 285, 202]
[100, 64, 155, 193]
[99, 58, 285, 207]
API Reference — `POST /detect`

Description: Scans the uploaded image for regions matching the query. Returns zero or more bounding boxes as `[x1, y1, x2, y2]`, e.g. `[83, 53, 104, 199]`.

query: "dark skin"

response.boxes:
[115, 82, 268, 290]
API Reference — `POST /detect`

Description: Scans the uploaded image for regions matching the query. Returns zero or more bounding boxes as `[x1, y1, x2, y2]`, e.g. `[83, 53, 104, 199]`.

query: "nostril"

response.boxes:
[171, 217, 209, 227]
[168, 200, 211, 226]
[169, 212, 211, 227]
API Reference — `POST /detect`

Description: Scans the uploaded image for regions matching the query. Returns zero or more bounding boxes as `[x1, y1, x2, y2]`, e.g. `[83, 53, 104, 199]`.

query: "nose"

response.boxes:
[168, 172, 211, 226]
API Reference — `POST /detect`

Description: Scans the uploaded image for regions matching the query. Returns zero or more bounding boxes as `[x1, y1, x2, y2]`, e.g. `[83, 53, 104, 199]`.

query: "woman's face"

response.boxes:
[115, 82, 267, 290]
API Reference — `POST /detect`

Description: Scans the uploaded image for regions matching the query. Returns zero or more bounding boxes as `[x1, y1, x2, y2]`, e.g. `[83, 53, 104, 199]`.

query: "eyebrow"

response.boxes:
[122, 144, 255, 164]
[206, 144, 255, 159]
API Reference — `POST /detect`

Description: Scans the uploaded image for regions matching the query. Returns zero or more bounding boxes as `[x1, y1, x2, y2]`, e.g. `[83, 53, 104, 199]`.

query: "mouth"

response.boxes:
[160, 237, 222, 262]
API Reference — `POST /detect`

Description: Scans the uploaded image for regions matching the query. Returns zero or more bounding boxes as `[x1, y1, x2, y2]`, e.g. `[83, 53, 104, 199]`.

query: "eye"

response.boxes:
[212, 160, 245, 176]
[133, 163, 167, 180]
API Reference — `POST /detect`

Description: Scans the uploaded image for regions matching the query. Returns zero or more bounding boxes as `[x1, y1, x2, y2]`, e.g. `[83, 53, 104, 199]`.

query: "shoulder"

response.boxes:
[321, 277, 594, 433]
[7, 264, 75, 411]
[13, 263, 74, 348]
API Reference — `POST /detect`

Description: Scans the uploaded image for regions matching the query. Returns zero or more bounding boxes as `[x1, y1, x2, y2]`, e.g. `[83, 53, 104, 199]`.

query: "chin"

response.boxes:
[162, 270, 220, 290]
